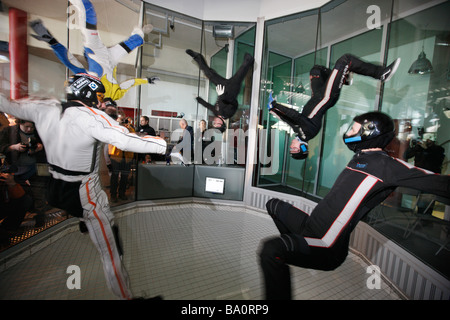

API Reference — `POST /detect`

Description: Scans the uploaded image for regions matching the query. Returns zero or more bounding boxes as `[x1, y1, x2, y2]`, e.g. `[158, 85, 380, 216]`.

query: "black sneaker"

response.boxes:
[79, 221, 88, 234]
[380, 58, 401, 82]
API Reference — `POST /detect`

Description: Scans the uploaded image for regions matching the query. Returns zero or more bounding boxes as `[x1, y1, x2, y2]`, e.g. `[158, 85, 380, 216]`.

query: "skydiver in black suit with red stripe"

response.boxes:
[269, 54, 401, 159]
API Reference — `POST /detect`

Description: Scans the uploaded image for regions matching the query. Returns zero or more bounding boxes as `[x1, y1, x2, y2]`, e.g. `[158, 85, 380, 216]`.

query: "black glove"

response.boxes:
[147, 76, 160, 84]
[29, 19, 57, 45]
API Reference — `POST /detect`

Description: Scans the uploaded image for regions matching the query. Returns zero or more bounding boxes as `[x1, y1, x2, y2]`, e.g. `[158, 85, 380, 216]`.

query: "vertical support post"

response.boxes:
[243, 16, 265, 204]
[9, 7, 28, 99]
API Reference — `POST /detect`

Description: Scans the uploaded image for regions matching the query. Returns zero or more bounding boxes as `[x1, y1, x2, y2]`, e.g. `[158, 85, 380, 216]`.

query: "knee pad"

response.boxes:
[259, 234, 310, 261]
[266, 198, 280, 216]
[310, 65, 331, 79]
[334, 54, 354, 71]
[259, 236, 286, 261]
[266, 199, 293, 219]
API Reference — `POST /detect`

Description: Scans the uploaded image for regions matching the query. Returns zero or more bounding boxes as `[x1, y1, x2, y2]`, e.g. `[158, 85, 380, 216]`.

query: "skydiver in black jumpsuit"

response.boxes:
[186, 49, 254, 131]
[269, 54, 401, 159]
[258, 111, 450, 300]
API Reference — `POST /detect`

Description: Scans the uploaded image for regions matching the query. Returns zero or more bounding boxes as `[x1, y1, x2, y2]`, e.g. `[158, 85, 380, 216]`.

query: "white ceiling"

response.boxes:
[2, 0, 447, 61]
[2, 0, 141, 37]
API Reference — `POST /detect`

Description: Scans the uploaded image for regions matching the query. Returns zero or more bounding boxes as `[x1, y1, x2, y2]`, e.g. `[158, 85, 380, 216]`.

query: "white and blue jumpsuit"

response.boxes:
[0, 95, 167, 299]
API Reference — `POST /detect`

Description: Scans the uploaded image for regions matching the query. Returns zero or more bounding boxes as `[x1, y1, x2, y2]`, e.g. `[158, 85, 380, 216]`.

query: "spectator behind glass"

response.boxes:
[0, 157, 33, 246]
[404, 132, 445, 215]
[107, 112, 134, 202]
[0, 119, 49, 226]
[199, 119, 215, 164]
[137, 116, 156, 162]
[179, 119, 194, 161]
[0, 119, 45, 183]
[138, 116, 156, 136]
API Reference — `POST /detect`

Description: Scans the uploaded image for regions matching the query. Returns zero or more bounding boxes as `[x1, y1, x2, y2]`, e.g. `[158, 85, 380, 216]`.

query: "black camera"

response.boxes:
[0, 164, 18, 174]
[22, 136, 39, 155]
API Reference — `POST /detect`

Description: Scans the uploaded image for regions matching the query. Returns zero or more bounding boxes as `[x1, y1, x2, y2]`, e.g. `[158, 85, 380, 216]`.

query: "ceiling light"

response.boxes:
[213, 25, 234, 39]
[408, 47, 433, 75]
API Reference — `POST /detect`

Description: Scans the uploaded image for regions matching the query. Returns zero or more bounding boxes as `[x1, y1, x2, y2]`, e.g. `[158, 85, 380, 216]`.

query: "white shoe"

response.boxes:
[380, 58, 401, 82]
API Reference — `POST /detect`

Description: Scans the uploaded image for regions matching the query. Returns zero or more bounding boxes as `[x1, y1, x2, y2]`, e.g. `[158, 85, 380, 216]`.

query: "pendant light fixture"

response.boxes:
[409, 26, 433, 75]
[408, 45, 433, 74]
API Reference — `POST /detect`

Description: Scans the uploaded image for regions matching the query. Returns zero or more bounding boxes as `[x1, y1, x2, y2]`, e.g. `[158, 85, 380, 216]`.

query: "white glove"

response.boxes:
[216, 84, 225, 96]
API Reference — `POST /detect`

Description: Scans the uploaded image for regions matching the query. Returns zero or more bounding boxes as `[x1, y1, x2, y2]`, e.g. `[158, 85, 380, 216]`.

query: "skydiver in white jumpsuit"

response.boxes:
[0, 73, 166, 300]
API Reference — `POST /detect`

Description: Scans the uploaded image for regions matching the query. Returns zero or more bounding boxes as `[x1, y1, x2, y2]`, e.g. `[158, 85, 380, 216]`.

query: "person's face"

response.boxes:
[213, 117, 223, 128]
[140, 117, 148, 126]
[290, 138, 301, 154]
[345, 122, 362, 138]
[20, 122, 35, 134]
[199, 121, 206, 131]
[179, 121, 187, 129]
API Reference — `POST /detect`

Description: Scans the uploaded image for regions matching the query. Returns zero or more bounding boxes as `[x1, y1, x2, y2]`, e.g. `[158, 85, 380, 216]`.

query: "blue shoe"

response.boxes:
[122, 34, 144, 52]
[70, 0, 97, 28]
[267, 92, 274, 110]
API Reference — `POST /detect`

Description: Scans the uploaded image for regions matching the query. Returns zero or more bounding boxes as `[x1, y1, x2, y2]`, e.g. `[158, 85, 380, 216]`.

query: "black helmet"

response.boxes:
[343, 111, 395, 152]
[65, 73, 105, 108]
[103, 98, 117, 107]
[291, 150, 308, 160]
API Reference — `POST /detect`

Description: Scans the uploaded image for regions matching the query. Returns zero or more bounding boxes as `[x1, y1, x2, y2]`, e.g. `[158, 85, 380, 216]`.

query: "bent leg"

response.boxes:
[304, 54, 385, 121]
[108, 33, 144, 67]
[270, 102, 310, 140]
[187, 50, 226, 85]
[335, 53, 384, 79]
[266, 198, 309, 235]
[228, 53, 254, 86]
[258, 234, 311, 300]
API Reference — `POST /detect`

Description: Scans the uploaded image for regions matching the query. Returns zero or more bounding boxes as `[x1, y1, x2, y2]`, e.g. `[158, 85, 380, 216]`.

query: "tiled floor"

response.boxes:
[0, 203, 403, 300]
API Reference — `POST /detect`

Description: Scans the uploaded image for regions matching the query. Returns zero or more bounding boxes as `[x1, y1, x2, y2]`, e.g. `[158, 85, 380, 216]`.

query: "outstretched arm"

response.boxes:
[389, 158, 450, 199]
[107, 76, 159, 101]
[196, 97, 219, 116]
[80, 107, 167, 155]
[0, 94, 57, 125]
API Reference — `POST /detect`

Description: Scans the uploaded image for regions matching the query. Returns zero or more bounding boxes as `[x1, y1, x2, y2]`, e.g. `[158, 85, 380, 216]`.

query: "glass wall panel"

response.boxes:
[317, 28, 384, 197]
[286, 48, 327, 194]
[0, 1, 255, 252]
[254, 0, 449, 279]
[370, 0, 450, 278]
[256, 9, 320, 193]
[137, 3, 256, 202]
[0, 0, 142, 251]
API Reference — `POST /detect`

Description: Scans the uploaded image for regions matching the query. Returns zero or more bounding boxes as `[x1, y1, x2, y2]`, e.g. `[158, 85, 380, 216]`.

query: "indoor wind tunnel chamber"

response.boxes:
[136, 4, 256, 202]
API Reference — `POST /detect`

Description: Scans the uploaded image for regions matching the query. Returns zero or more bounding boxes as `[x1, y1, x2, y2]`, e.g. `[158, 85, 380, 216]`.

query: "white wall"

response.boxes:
[143, 0, 330, 21]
